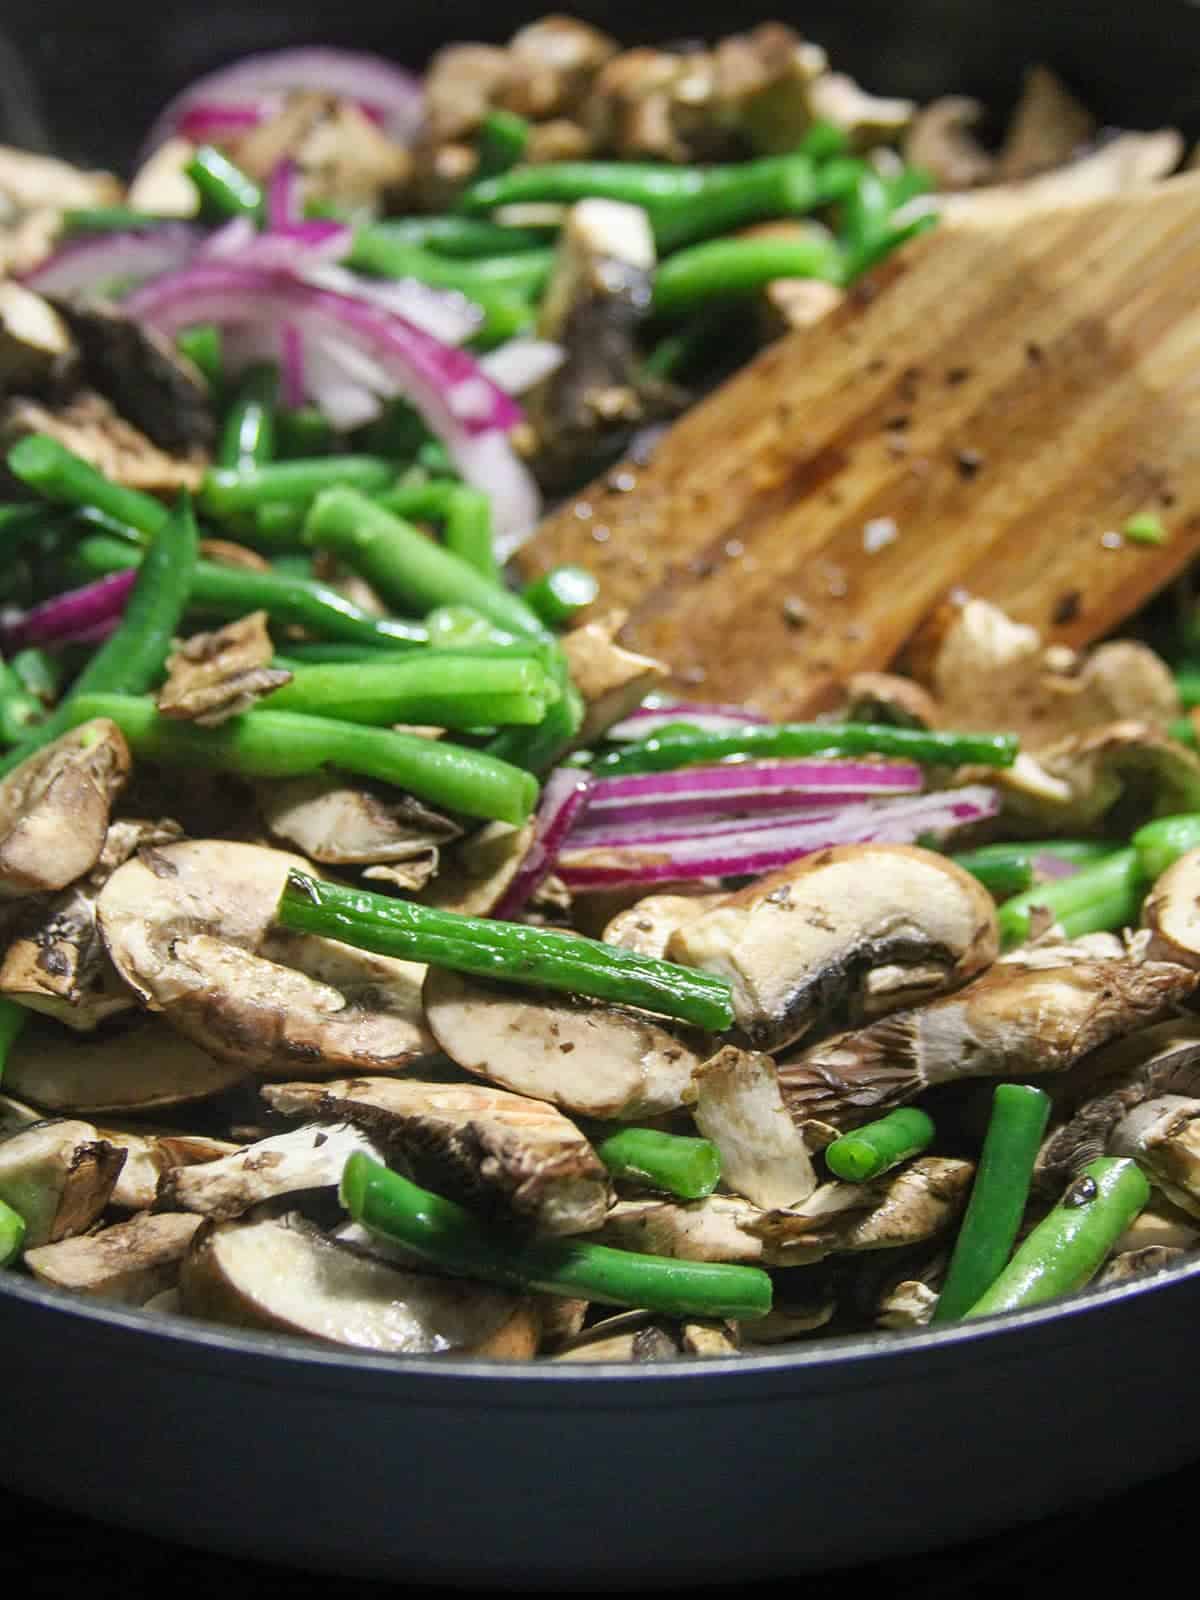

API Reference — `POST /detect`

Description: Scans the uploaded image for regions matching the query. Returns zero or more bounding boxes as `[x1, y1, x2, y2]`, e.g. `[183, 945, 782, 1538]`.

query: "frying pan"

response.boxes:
[4, 0, 1200, 1584]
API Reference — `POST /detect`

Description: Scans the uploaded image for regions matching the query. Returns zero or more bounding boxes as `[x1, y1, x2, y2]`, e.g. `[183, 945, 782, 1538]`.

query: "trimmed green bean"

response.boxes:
[202, 456, 398, 519]
[933, 1084, 1052, 1322]
[442, 488, 498, 584]
[1176, 673, 1200, 708]
[218, 363, 279, 470]
[594, 722, 1019, 776]
[522, 565, 598, 629]
[65, 694, 538, 825]
[186, 145, 263, 219]
[353, 216, 554, 258]
[0, 1196, 24, 1268]
[260, 656, 554, 729]
[305, 488, 549, 641]
[652, 233, 843, 317]
[951, 840, 1120, 901]
[1133, 814, 1200, 881]
[62, 206, 179, 233]
[9, 648, 63, 706]
[825, 1108, 935, 1183]
[347, 231, 539, 344]
[594, 1128, 721, 1200]
[476, 109, 531, 178]
[8, 435, 167, 540]
[376, 482, 461, 522]
[996, 848, 1147, 948]
[176, 325, 223, 390]
[417, 440, 457, 478]
[275, 407, 335, 459]
[1171, 716, 1197, 748]
[485, 660, 584, 774]
[277, 870, 735, 1031]
[0, 663, 44, 746]
[341, 1154, 771, 1319]
[964, 1157, 1150, 1318]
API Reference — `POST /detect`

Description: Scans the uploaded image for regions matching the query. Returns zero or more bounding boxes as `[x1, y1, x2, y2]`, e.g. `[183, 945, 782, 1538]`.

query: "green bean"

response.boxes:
[996, 848, 1147, 948]
[8, 435, 168, 540]
[278, 871, 735, 1031]
[251, 503, 309, 545]
[522, 565, 598, 629]
[417, 440, 457, 478]
[0, 503, 70, 553]
[951, 840, 1121, 901]
[933, 1084, 1052, 1322]
[460, 152, 822, 253]
[186, 145, 263, 220]
[1176, 673, 1200, 708]
[593, 722, 1019, 776]
[0, 1195, 24, 1268]
[1171, 716, 1197, 748]
[425, 604, 516, 650]
[70, 534, 429, 651]
[825, 1108, 935, 1183]
[0, 663, 44, 746]
[593, 1128, 721, 1201]
[341, 1154, 771, 1319]
[351, 216, 554, 258]
[485, 667, 584, 774]
[8, 648, 63, 706]
[0, 494, 198, 778]
[795, 121, 852, 162]
[305, 488, 549, 641]
[65, 694, 538, 825]
[0, 996, 29, 1089]
[964, 1157, 1150, 1318]
[476, 108, 531, 178]
[275, 407, 335, 459]
[1133, 814, 1200, 881]
[61, 206, 179, 233]
[375, 481, 461, 522]
[653, 232, 843, 317]
[218, 363, 279, 470]
[260, 656, 554, 729]
[347, 231, 539, 344]
[176, 324, 223, 390]
[202, 456, 398, 520]
[442, 488, 498, 583]
[843, 211, 937, 282]
[839, 166, 892, 260]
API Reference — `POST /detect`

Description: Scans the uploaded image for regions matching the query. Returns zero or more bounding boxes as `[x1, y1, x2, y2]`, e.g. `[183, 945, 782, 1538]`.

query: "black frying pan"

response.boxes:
[3, 2, 1200, 1584]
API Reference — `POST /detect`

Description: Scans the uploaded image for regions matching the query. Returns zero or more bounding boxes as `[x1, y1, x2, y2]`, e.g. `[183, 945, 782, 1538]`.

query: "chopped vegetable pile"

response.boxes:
[0, 19, 1197, 1363]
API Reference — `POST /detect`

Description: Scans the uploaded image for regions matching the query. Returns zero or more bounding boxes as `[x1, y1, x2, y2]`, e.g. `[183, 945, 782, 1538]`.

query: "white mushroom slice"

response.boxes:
[602, 893, 725, 960]
[1143, 850, 1200, 969]
[262, 1077, 611, 1235]
[1111, 1094, 1200, 1216]
[597, 1193, 775, 1264]
[780, 955, 1199, 1128]
[0, 282, 74, 388]
[1113, 1201, 1200, 1255]
[0, 721, 130, 899]
[179, 1211, 541, 1357]
[559, 613, 668, 745]
[902, 97, 995, 190]
[96, 840, 435, 1074]
[144, 1287, 185, 1315]
[690, 1045, 817, 1209]
[995, 66, 1096, 183]
[161, 1123, 384, 1221]
[552, 1310, 667, 1363]
[423, 967, 704, 1120]
[24, 1212, 203, 1304]
[1100, 1245, 1188, 1284]
[4, 1017, 247, 1115]
[0, 1093, 42, 1139]
[0, 1120, 125, 1247]
[127, 136, 199, 216]
[667, 844, 998, 1051]
[0, 145, 121, 212]
[98, 1128, 238, 1212]
[157, 612, 291, 727]
[258, 775, 459, 867]
[805, 73, 914, 148]
[740, 1292, 836, 1344]
[877, 1279, 939, 1329]
[421, 820, 536, 916]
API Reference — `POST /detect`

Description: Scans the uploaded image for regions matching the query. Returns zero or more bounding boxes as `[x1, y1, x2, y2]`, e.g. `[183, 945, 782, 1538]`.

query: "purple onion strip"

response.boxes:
[492, 769, 594, 920]
[0, 570, 136, 654]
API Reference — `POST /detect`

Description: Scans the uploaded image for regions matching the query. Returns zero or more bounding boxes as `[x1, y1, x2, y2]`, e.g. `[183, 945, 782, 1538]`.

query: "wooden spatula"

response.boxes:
[516, 172, 1200, 718]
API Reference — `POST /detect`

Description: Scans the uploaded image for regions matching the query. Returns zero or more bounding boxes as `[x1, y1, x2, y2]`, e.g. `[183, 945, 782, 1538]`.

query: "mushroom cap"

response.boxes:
[1143, 848, 1200, 968]
[0, 1119, 125, 1247]
[667, 843, 998, 1051]
[0, 720, 130, 899]
[96, 840, 436, 1074]
[179, 1210, 541, 1357]
[161, 1122, 384, 1221]
[25, 1211, 203, 1304]
[423, 966, 705, 1120]
[603, 892, 725, 960]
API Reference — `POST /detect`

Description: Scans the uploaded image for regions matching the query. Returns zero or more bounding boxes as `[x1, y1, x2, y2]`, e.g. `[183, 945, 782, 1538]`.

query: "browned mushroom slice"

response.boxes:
[423, 44, 512, 144]
[598, 1193, 777, 1264]
[161, 1122, 382, 1220]
[25, 1212, 204, 1304]
[1113, 1199, 1200, 1254]
[4, 1016, 248, 1116]
[421, 820, 535, 915]
[423, 966, 705, 1120]
[740, 1289, 836, 1345]
[995, 66, 1097, 183]
[602, 892, 725, 960]
[0, 1120, 125, 1247]
[96, 840, 435, 1074]
[0, 720, 130, 900]
[903, 97, 994, 191]
[262, 1076, 611, 1235]
[550, 1309, 675, 1363]
[1143, 850, 1200, 968]
[501, 16, 617, 121]
[99, 1127, 239, 1211]
[690, 1045, 817, 1209]
[667, 844, 998, 1052]
[232, 94, 411, 213]
[0, 1093, 42, 1139]
[0, 282, 75, 388]
[1097, 1245, 1186, 1286]
[1110, 1094, 1200, 1216]
[0, 145, 121, 213]
[1, 391, 207, 493]
[779, 954, 1199, 1129]
[257, 775, 460, 871]
[842, 672, 940, 731]
[805, 72, 914, 149]
[157, 612, 291, 727]
[876, 1278, 940, 1329]
[992, 722, 1200, 835]
[559, 612, 668, 746]
[180, 1210, 541, 1357]
[710, 24, 828, 155]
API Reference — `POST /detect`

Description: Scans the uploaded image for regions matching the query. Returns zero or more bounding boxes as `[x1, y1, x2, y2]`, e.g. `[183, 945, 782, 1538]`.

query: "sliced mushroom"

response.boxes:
[0, 145, 120, 214]
[995, 66, 1096, 183]
[502, 16, 617, 122]
[0, 1093, 42, 1140]
[903, 97, 995, 191]
[0, 282, 75, 389]
[157, 612, 291, 727]
[180, 1210, 541, 1357]
[842, 671, 939, 730]
[126, 136, 199, 217]
[423, 43, 513, 144]
[690, 1045, 817, 1209]
[1113, 1200, 1200, 1254]
[779, 954, 1200, 1128]
[97, 841, 436, 1074]
[805, 73, 914, 149]
[552, 1310, 672, 1363]
[423, 966, 706, 1120]
[711, 23, 829, 155]
[0, 720, 130, 900]
[262, 1077, 611, 1235]
[559, 612, 669, 746]
[421, 820, 535, 915]
[876, 1278, 940, 1329]
[740, 1289, 837, 1345]
[161, 1123, 383, 1220]
[0, 1120, 125, 1247]
[990, 722, 1200, 834]
[1143, 850, 1200, 969]
[762, 274, 845, 337]
[1111, 1094, 1200, 1216]
[597, 1193, 775, 1265]
[602, 892, 726, 960]
[258, 775, 460, 872]
[233, 94, 411, 213]
[4, 1016, 248, 1116]
[667, 844, 998, 1052]
[25, 1211, 204, 1304]
[1, 390, 206, 493]
[1097, 1245, 1186, 1286]
[98, 1127, 239, 1211]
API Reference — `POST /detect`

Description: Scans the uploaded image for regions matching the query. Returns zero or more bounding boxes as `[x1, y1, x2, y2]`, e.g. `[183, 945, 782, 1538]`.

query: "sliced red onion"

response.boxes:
[177, 100, 274, 141]
[492, 769, 594, 920]
[280, 322, 306, 408]
[23, 225, 203, 297]
[557, 786, 1000, 890]
[567, 801, 871, 852]
[266, 160, 302, 230]
[0, 569, 136, 654]
[479, 337, 565, 396]
[303, 262, 480, 347]
[583, 759, 925, 827]
[200, 217, 353, 270]
[143, 47, 423, 157]
[605, 702, 771, 741]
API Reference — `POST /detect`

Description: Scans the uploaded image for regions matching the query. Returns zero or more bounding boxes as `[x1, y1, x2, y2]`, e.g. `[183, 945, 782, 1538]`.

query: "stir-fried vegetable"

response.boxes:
[825, 1109, 936, 1183]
